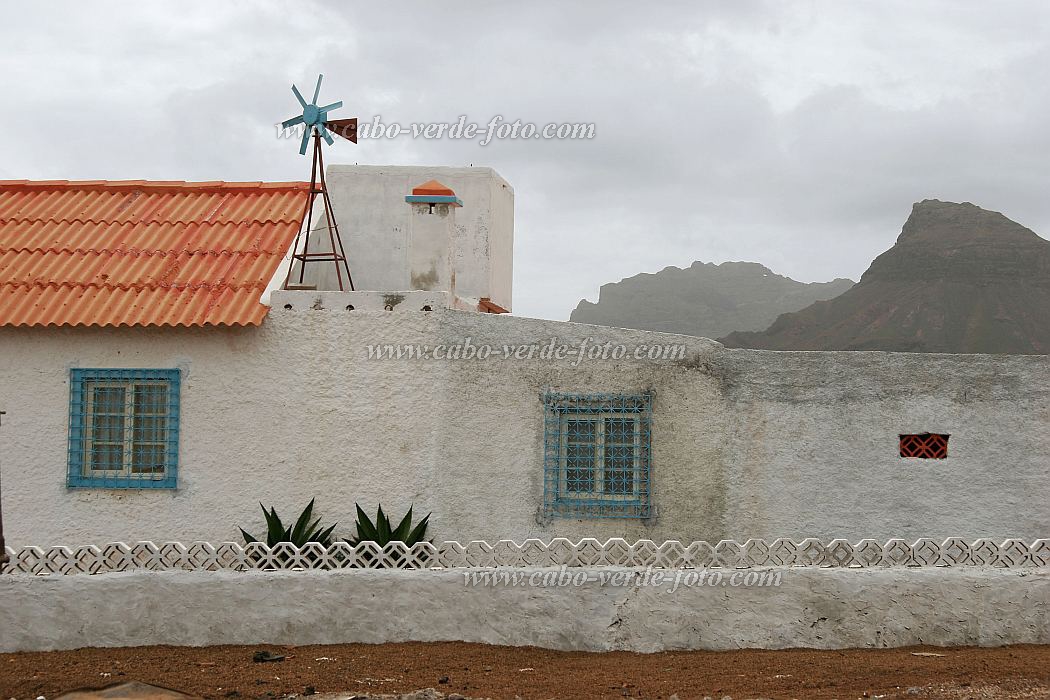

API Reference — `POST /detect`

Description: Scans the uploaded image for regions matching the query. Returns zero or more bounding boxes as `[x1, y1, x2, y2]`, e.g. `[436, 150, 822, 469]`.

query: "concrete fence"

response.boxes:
[4, 537, 1050, 575]
[4, 538, 1047, 653]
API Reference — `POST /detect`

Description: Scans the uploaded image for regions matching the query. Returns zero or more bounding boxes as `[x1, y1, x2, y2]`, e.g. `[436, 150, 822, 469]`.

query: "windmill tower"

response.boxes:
[279, 74, 358, 291]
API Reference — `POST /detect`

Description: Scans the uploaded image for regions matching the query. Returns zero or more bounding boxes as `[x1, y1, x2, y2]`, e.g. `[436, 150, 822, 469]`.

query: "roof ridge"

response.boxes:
[0, 216, 306, 227]
[0, 180, 312, 191]
[0, 247, 281, 256]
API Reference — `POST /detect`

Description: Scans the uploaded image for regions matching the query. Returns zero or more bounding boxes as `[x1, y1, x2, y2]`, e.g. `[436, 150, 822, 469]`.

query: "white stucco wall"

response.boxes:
[296, 165, 513, 310]
[1, 567, 1047, 653]
[407, 202, 455, 293]
[1, 299, 1048, 547]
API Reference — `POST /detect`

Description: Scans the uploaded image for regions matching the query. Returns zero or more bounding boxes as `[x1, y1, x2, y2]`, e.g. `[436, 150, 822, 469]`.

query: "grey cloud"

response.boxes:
[2, 1, 1048, 320]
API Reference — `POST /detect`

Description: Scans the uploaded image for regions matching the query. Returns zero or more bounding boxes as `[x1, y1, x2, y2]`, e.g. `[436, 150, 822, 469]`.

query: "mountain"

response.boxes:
[569, 261, 854, 339]
[721, 200, 1050, 353]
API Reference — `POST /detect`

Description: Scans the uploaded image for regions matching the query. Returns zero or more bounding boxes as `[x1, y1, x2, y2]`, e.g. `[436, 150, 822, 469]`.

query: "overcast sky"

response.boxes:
[3, 2, 1049, 320]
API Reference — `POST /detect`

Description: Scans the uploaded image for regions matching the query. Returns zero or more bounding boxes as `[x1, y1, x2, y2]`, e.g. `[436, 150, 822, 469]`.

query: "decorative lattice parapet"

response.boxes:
[3, 538, 1048, 576]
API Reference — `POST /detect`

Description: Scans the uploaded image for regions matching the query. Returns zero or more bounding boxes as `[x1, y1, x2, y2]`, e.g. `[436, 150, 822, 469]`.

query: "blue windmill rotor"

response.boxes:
[281, 74, 358, 154]
[280, 73, 357, 292]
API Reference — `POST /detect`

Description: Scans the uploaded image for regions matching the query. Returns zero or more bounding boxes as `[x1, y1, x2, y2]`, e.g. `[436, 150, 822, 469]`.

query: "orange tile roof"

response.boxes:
[0, 180, 310, 327]
[411, 179, 457, 197]
[478, 297, 509, 314]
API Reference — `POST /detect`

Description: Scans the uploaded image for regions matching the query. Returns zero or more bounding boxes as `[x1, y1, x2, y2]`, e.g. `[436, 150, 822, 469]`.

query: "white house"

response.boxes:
[0, 168, 1048, 549]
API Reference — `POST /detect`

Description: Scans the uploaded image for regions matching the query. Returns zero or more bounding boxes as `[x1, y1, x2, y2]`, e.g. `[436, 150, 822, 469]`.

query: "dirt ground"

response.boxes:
[2, 642, 1049, 700]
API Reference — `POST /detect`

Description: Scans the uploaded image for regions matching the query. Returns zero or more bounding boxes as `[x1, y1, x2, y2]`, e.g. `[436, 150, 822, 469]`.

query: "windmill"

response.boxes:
[280, 74, 358, 291]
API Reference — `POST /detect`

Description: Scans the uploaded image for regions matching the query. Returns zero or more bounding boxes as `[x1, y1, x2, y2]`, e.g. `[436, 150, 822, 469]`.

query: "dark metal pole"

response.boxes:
[296, 132, 322, 286]
[316, 141, 355, 291]
[281, 129, 321, 290]
[0, 410, 7, 571]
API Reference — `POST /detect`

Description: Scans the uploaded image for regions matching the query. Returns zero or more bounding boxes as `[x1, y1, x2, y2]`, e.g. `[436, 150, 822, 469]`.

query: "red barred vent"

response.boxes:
[900, 433, 949, 459]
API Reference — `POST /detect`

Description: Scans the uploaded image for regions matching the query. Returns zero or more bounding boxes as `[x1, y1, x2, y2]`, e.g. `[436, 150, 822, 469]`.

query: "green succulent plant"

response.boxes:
[348, 503, 430, 546]
[240, 498, 338, 547]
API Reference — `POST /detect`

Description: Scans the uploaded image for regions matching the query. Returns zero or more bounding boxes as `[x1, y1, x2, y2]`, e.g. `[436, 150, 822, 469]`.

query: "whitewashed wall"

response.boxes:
[1, 299, 1049, 546]
[3, 567, 1048, 653]
[297, 165, 514, 310]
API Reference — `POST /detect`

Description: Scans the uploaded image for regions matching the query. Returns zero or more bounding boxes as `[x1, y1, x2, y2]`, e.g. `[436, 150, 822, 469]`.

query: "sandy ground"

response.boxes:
[2, 642, 1050, 700]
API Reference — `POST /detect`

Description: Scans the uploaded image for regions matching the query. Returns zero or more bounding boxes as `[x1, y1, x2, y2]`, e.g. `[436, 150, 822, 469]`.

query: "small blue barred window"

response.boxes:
[68, 369, 181, 489]
[542, 391, 652, 519]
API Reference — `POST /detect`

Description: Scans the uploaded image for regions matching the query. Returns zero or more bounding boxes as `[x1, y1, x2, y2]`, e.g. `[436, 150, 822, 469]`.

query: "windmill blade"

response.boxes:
[281, 115, 305, 129]
[318, 101, 342, 114]
[299, 126, 312, 155]
[312, 74, 323, 104]
[317, 123, 335, 146]
[324, 118, 358, 143]
[291, 84, 308, 108]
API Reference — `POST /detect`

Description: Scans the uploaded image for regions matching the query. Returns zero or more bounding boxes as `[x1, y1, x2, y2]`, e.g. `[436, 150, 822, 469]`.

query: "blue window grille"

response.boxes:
[68, 368, 181, 489]
[542, 391, 652, 519]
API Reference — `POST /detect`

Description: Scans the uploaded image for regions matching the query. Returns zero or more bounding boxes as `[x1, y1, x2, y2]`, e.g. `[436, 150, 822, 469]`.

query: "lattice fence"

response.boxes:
[3, 538, 1049, 576]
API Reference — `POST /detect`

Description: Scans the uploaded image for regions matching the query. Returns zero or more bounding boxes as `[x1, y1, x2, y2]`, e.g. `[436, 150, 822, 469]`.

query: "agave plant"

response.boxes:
[239, 498, 338, 547]
[348, 503, 430, 546]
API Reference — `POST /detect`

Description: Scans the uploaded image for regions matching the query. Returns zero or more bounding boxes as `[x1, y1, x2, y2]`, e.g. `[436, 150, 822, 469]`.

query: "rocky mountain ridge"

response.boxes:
[721, 200, 1050, 353]
[569, 261, 854, 340]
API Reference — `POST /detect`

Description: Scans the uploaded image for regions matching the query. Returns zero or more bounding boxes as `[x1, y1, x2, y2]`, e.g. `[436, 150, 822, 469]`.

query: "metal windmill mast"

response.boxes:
[0, 410, 7, 572]
[279, 74, 358, 291]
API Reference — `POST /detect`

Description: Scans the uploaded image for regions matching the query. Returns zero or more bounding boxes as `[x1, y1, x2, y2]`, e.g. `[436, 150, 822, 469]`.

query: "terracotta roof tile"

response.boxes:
[0, 180, 310, 327]
[411, 179, 456, 197]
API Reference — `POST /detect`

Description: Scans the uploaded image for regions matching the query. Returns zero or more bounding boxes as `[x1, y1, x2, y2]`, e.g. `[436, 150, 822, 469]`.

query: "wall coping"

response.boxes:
[269, 289, 451, 312]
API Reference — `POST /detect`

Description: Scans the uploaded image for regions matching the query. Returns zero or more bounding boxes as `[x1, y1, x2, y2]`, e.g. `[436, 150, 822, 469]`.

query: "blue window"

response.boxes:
[68, 369, 181, 489]
[542, 391, 652, 519]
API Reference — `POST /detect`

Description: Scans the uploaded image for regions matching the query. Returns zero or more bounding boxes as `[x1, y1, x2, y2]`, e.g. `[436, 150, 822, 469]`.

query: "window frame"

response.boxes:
[67, 368, 181, 489]
[543, 391, 652, 519]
